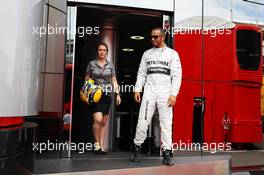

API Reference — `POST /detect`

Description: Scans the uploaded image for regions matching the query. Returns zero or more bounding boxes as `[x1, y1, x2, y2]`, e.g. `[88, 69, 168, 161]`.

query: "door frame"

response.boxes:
[64, 2, 175, 158]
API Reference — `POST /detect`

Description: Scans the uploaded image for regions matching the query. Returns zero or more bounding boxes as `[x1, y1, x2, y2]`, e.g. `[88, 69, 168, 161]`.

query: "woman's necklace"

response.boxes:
[97, 59, 106, 85]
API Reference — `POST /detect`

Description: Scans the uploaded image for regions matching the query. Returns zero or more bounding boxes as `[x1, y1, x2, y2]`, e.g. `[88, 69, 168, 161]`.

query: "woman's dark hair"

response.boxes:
[97, 42, 108, 52]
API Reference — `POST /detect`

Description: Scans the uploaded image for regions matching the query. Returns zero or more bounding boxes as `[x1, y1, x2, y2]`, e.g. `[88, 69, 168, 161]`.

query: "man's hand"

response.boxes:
[167, 95, 176, 107]
[134, 92, 141, 103]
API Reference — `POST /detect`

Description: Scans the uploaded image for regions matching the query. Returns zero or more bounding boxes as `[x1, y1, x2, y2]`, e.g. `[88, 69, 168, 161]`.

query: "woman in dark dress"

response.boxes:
[85, 42, 121, 154]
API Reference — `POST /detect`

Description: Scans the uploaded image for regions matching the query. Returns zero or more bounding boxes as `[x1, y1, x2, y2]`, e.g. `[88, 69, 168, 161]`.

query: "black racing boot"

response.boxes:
[162, 149, 174, 166]
[130, 144, 141, 162]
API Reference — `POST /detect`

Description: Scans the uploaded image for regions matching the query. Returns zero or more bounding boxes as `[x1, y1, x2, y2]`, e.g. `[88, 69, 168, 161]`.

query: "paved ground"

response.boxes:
[33, 155, 231, 175]
[32, 151, 264, 175]
[32, 134, 264, 175]
[173, 150, 264, 167]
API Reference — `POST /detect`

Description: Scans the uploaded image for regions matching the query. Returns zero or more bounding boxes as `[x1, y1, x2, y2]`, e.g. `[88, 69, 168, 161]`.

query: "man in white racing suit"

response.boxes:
[131, 27, 182, 165]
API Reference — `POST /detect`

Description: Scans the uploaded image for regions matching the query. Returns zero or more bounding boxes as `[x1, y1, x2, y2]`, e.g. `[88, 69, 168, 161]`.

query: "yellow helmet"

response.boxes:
[80, 79, 103, 105]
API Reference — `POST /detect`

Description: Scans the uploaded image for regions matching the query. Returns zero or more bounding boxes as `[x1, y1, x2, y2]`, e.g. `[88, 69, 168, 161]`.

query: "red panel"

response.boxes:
[65, 63, 73, 70]
[63, 102, 71, 114]
[203, 29, 234, 81]
[203, 82, 233, 144]
[173, 80, 201, 143]
[231, 84, 262, 143]
[173, 24, 263, 144]
[0, 117, 24, 127]
[38, 111, 61, 117]
[174, 33, 202, 80]
[233, 26, 263, 84]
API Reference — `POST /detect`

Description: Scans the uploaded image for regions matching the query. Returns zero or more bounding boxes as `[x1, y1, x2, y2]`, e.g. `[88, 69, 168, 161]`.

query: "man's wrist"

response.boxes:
[171, 91, 179, 97]
[134, 87, 142, 93]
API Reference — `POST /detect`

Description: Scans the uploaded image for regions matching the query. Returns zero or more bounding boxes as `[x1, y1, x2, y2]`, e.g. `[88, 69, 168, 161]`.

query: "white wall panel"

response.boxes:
[0, 0, 45, 116]
[45, 7, 66, 74]
[49, 0, 67, 13]
[38, 74, 45, 112]
[40, 4, 48, 73]
[43, 74, 64, 112]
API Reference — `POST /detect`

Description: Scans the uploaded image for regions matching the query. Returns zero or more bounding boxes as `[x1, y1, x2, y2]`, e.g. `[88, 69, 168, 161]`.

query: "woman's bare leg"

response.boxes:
[99, 114, 109, 151]
[93, 112, 103, 150]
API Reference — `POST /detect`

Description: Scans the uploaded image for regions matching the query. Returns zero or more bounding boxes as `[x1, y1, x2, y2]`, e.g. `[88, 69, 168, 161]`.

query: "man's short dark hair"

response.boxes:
[152, 27, 165, 36]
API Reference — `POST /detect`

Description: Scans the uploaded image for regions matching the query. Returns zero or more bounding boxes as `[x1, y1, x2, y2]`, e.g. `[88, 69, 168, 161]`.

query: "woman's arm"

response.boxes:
[112, 75, 121, 105]
[111, 76, 120, 94]
[85, 74, 91, 80]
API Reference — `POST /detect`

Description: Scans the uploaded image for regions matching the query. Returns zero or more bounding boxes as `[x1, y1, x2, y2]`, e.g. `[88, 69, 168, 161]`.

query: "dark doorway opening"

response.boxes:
[69, 5, 171, 154]
[115, 14, 162, 151]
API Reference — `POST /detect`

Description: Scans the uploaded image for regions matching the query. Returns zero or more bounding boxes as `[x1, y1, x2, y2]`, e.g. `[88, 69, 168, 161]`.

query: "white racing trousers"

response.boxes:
[133, 86, 173, 151]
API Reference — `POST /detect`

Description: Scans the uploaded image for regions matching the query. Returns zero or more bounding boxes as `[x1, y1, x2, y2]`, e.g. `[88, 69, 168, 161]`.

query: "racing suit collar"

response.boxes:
[153, 44, 167, 51]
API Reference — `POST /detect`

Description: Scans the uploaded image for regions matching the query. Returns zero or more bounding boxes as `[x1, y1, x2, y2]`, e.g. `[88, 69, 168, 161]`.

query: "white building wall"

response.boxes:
[0, 0, 67, 117]
[38, 0, 67, 113]
[0, 0, 45, 116]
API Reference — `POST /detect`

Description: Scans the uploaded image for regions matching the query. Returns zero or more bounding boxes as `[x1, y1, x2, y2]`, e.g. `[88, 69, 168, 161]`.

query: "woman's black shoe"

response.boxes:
[94, 148, 107, 155]
[94, 148, 103, 154]
[101, 150, 107, 154]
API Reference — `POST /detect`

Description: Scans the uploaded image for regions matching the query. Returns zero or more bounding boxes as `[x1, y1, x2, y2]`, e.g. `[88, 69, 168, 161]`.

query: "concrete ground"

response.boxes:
[31, 150, 264, 175]
[32, 134, 264, 175]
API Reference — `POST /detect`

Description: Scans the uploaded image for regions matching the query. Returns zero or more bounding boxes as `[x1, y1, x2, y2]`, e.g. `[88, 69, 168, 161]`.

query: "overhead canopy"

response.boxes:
[174, 16, 236, 30]
[68, 0, 174, 12]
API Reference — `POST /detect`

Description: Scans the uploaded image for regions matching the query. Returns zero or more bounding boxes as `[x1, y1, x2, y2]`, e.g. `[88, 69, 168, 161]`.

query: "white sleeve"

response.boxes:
[134, 52, 147, 92]
[170, 51, 182, 96]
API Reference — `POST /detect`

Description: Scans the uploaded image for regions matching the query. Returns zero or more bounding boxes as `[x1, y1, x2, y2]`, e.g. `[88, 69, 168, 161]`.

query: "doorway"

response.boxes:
[65, 4, 173, 157]
[115, 14, 162, 151]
